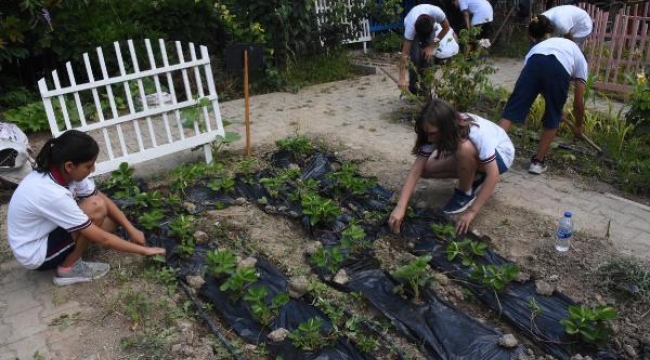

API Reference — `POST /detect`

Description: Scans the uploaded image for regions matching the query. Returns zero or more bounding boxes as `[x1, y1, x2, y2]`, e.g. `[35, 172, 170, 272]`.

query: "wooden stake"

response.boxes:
[244, 49, 251, 156]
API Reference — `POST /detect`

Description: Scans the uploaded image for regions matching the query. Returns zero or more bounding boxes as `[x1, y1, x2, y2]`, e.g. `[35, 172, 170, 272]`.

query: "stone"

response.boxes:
[237, 256, 257, 269]
[548, 274, 559, 281]
[515, 272, 531, 282]
[623, 344, 637, 357]
[186, 275, 205, 289]
[433, 273, 450, 286]
[288, 276, 310, 298]
[193, 230, 209, 244]
[235, 197, 247, 205]
[288, 163, 301, 171]
[333, 269, 349, 285]
[498, 334, 519, 348]
[182, 201, 197, 214]
[265, 205, 277, 214]
[268, 328, 290, 342]
[535, 280, 555, 296]
[304, 241, 322, 255]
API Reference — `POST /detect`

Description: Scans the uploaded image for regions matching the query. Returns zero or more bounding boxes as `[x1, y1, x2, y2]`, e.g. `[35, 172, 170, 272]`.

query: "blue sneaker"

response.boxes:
[472, 172, 486, 196]
[442, 188, 476, 214]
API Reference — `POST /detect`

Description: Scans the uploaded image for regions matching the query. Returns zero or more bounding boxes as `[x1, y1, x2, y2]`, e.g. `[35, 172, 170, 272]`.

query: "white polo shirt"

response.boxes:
[434, 24, 459, 59]
[526, 37, 589, 82]
[404, 4, 447, 41]
[7, 171, 94, 269]
[542, 5, 593, 38]
[458, 0, 494, 26]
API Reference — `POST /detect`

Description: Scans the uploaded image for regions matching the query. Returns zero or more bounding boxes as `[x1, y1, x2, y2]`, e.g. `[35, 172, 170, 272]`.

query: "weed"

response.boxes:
[560, 304, 617, 346]
[592, 257, 650, 301]
[392, 255, 434, 302]
[122, 291, 153, 324]
[276, 135, 313, 156]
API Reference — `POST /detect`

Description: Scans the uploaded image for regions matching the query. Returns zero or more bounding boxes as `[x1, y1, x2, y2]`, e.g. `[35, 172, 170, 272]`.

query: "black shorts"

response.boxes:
[36, 227, 75, 271]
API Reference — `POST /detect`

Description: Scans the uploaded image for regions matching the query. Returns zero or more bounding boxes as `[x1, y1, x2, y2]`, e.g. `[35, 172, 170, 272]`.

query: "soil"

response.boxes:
[1, 93, 649, 360]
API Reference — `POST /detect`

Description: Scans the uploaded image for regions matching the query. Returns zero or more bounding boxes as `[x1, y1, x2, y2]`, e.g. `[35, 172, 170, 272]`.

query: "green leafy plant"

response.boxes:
[243, 285, 290, 326]
[469, 263, 519, 292]
[560, 305, 618, 346]
[220, 267, 259, 299]
[328, 162, 376, 196]
[104, 162, 137, 197]
[169, 215, 196, 256]
[340, 224, 371, 254]
[445, 239, 487, 267]
[205, 249, 237, 277]
[132, 190, 164, 210]
[310, 246, 345, 276]
[432, 223, 456, 240]
[207, 176, 235, 193]
[300, 192, 341, 226]
[275, 135, 313, 156]
[392, 255, 433, 301]
[137, 209, 166, 231]
[288, 317, 337, 351]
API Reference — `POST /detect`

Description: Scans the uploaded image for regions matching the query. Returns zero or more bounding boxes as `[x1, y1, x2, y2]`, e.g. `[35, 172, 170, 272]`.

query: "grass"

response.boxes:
[593, 257, 650, 302]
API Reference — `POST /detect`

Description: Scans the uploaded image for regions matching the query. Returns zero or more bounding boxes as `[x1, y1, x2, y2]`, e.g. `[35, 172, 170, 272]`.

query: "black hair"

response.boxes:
[528, 14, 554, 41]
[415, 15, 434, 41]
[412, 98, 462, 156]
[35, 130, 99, 173]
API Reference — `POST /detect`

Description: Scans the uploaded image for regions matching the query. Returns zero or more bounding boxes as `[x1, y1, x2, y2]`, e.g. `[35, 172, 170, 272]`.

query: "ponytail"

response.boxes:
[35, 130, 99, 173]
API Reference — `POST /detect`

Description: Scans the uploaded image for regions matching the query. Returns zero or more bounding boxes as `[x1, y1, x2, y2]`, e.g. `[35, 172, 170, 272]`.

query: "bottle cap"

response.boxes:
[564, 211, 572, 218]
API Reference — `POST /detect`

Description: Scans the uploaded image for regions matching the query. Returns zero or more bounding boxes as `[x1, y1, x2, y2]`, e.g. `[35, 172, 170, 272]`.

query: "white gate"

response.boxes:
[38, 39, 225, 176]
[314, 0, 372, 52]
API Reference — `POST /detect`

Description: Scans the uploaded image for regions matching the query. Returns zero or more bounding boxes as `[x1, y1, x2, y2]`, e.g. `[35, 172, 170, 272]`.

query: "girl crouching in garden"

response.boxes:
[7, 130, 165, 286]
[388, 98, 514, 235]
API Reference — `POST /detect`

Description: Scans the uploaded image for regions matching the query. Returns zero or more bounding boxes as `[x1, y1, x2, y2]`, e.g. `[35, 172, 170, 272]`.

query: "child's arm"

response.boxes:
[100, 192, 145, 245]
[398, 40, 413, 91]
[455, 159, 499, 235]
[388, 157, 427, 233]
[79, 224, 165, 256]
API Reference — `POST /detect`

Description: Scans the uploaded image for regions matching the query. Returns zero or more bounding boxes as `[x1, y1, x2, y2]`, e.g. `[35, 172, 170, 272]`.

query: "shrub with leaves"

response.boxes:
[445, 239, 487, 267]
[243, 285, 290, 326]
[205, 249, 237, 277]
[301, 192, 341, 226]
[560, 305, 618, 346]
[220, 267, 259, 300]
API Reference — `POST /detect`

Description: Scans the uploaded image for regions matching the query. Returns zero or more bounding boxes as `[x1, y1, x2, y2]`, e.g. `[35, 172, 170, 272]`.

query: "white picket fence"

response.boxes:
[38, 39, 225, 176]
[313, 0, 372, 52]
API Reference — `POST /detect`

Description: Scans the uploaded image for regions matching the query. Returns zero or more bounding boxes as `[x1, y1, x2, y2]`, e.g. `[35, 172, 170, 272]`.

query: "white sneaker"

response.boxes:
[528, 161, 547, 175]
[53, 260, 110, 286]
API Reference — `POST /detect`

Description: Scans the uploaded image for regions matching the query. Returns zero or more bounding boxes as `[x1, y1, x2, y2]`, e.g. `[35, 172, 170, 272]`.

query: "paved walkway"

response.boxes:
[1, 57, 647, 359]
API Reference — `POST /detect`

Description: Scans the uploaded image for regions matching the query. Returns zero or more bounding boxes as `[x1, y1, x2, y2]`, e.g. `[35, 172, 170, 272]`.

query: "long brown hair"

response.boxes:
[412, 98, 464, 156]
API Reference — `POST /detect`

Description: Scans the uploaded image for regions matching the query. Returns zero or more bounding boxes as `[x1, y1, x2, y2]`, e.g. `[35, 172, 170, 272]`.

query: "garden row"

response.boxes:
[105, 136, 618, 359]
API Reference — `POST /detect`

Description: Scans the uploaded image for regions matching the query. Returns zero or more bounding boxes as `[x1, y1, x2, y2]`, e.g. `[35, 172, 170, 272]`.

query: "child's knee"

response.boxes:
[78, 195, 108, 222]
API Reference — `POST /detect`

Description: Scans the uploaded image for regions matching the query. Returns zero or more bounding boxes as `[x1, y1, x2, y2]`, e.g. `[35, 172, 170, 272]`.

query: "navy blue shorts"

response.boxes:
[495, 150, 508, 174]
[36, 227, 75, 271]
[501, 54, 570, 129]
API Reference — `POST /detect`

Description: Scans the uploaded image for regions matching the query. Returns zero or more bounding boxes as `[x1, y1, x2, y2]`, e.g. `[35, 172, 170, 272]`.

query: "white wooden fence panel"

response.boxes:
[38, 38, 224, 176]
[313, 0, 372, 52]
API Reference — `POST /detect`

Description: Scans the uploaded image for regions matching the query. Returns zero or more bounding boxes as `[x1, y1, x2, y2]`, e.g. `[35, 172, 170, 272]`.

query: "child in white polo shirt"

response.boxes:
[7, 130, 165, 286]
[541, 5, 593, 48]
[388, 98, 514, 236]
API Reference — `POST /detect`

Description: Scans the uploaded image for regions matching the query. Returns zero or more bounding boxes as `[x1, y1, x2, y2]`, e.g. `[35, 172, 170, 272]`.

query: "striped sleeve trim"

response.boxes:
[480, 153, 497, 164]
[67, 219, 92, 233]
[76, 189, 98, 201]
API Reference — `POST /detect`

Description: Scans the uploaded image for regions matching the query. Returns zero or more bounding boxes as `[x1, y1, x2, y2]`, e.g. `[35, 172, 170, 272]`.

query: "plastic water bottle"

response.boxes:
[555, 211, 573, 252]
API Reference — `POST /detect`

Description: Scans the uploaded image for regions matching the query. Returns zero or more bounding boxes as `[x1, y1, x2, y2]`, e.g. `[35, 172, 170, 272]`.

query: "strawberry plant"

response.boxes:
[392, 255, 433, 302]
[469, 264, 519, 292]
[276, 135, 313, 157]
[169, 215, 196, 256]
[432, 223, 456, 241]
[560, 305, 618, 346]
[137, 209, 166, 231]
[311, 246, 345, 276]
[340, 224, 371, 254]
[205, 249, 237, 277]
[288, 317, 337, 351]
[445, 239, 487, 267]
[220, 267, 259, 300]
[328, 162, 377, 196]
[243, 285, 290, 326]
[207, 176, 235, 193]
[301, 192, 341, 226]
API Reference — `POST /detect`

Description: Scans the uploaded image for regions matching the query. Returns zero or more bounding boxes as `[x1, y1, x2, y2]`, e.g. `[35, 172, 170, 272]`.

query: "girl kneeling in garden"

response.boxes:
[388, 98, 514, 235]
[7, 130, 165, 286]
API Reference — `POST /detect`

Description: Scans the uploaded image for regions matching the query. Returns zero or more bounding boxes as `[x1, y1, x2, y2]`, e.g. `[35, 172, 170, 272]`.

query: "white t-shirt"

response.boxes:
[417, 113, 515, 167]
[542, 5, 593, 38]
[434, 24, 459, 59]
[7, 171, 95, 269]
[404, 4, 447, 41]
[458, 0, 494, 26]
[526, 37, 589, 82]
